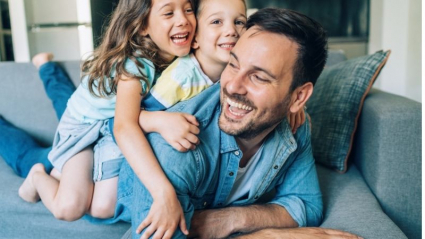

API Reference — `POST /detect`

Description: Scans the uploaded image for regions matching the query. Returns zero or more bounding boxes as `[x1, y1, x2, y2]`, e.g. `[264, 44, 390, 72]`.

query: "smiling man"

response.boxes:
[115, 7, 328, 239]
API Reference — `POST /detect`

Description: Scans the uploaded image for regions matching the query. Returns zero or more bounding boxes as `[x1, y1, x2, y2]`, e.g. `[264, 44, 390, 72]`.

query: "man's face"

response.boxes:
[219, 27, 299, 140]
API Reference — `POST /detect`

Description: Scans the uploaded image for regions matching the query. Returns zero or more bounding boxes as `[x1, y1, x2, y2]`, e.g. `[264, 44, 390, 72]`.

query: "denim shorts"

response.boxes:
[92, 124, 124, 181]
[49, 109, 124, 182]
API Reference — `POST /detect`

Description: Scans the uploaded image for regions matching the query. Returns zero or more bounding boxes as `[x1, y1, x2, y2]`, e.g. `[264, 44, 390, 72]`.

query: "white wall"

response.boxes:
[9, 0, 93, 62]
[368, 0, 422, 102]
[9, 0, 30, 62]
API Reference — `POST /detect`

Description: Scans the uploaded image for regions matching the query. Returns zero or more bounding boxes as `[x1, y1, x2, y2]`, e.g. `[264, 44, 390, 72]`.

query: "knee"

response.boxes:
[89, 200, 115, 219]
[53, 199, 87, 221]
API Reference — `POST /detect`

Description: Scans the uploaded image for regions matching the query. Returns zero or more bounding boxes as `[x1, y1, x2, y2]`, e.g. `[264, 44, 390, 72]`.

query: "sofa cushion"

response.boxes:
[316, 164, 407, 239]
[306, 50, 390, 172]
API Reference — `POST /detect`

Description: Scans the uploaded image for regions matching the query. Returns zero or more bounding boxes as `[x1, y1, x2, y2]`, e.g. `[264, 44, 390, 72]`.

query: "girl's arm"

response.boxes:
[114, 76, 188, 238]
[138, 110, 200, 152]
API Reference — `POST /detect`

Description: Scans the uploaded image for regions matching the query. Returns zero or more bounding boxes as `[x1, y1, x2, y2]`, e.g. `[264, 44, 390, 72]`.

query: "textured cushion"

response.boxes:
[306, 50, 391, 172]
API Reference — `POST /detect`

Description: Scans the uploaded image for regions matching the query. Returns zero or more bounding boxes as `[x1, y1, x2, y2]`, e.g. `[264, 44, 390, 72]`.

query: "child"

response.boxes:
[19, 0, 197, 237]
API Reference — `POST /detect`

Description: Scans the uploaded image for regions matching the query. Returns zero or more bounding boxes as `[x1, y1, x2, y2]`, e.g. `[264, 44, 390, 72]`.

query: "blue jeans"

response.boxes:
[0, 62, 75, 177]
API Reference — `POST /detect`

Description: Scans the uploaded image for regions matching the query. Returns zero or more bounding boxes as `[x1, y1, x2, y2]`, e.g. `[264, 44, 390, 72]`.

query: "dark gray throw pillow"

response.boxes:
[307, 50, 391, 172]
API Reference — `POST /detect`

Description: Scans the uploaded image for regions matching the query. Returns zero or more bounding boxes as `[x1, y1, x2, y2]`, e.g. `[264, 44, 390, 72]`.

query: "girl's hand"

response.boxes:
[155, 112, 200, 152]
[136, 193, 188, 239]
[287, 107, 306, 134]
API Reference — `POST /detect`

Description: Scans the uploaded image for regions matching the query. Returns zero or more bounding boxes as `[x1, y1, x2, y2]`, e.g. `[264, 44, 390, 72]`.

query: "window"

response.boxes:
[0, 0, 13, 61]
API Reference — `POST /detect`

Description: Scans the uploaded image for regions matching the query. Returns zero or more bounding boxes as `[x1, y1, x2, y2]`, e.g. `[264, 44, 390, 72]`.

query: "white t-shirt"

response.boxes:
[225, 145, 264, 205]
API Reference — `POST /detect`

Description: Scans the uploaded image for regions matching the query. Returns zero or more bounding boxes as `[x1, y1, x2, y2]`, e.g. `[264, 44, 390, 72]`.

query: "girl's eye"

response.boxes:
[212, 20, 221, 24]
[164, 11, 173, 16]
[235, 20, 246, 26]
[186, 8, 193, 13]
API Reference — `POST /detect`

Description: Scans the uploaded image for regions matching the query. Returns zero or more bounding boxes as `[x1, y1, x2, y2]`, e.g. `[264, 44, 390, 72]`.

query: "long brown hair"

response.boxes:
[82, 0, 194, 98]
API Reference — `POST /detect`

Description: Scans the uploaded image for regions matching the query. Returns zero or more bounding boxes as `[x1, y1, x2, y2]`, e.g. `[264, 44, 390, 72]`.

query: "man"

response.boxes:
[111, 8, 329, 239]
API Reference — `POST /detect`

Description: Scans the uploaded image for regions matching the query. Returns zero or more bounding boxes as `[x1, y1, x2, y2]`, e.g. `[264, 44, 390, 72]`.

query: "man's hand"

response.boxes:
[234, 227, 363, 239]
[136, 192, 188, 239]
[188, 209, 237, 239]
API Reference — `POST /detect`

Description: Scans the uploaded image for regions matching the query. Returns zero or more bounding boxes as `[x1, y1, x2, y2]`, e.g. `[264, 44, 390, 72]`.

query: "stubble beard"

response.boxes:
[218, 93, 292, 140]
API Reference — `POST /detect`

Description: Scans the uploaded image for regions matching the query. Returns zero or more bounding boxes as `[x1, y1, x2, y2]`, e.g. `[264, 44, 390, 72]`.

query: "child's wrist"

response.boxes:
[150, 183, 176, 199]
[139, 110, 161, 133]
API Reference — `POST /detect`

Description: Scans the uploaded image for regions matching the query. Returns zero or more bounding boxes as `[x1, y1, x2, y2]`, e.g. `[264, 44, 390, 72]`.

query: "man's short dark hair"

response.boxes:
[246, 8, 328, 91]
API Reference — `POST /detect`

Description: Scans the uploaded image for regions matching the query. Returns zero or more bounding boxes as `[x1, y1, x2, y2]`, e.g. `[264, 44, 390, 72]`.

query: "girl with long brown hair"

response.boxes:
[19, 0, 197, 237]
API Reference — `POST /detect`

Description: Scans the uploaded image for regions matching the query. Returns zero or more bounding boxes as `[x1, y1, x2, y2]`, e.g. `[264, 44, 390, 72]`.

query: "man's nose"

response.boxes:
[226, 73, 247, 95]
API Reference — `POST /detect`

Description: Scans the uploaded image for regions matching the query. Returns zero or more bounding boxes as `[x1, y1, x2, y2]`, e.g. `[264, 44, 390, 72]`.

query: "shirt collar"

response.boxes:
[219, 128, 240, 154]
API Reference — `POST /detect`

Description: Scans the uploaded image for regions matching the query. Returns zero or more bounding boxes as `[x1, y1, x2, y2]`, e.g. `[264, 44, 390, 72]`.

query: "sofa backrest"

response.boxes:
[0, 50, 346, 146]
[0, 61, 80, 146]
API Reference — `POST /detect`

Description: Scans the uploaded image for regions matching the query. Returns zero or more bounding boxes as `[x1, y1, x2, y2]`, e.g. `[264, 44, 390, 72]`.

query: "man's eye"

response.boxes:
[186, 8, 193, 13]
[252, 75, 267, 82]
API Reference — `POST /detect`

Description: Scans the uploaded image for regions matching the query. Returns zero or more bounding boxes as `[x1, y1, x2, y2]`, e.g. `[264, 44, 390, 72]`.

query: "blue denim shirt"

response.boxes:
[89, 83, 322, 238]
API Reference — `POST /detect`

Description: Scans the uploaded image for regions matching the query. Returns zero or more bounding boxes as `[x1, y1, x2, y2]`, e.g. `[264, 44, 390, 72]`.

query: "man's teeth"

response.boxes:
[227, 98, 253, 111]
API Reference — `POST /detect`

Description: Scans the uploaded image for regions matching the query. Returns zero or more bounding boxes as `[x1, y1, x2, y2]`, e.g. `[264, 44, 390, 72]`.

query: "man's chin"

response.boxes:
[218, 114, 241, 136]
[218, 113, 252, 138]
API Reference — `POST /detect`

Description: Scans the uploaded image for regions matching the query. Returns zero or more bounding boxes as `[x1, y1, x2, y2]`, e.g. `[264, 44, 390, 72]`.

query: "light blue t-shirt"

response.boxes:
[67, 58, 156, 123]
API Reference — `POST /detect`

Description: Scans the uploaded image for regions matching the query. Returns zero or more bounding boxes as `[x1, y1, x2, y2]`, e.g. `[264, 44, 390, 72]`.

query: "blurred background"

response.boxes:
[0, 0, 421, 102]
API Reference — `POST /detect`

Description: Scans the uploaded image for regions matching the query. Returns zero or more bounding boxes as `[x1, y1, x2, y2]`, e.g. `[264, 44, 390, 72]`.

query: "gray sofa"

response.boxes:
[0, 52, 421, 239]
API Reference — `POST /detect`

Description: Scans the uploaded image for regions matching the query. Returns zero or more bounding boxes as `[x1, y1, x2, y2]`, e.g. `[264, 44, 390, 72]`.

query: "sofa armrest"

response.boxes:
[351, 88, 421, 239]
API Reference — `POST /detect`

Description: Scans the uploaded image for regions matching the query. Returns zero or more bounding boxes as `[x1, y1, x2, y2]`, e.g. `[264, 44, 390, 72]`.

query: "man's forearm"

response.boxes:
[233, 228, 363, 239]
[189, 204, 297, 238]
[232, 204, 298, 234]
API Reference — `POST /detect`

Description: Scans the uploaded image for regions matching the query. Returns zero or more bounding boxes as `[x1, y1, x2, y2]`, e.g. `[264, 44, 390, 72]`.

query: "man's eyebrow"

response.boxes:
[231, 51, 276, 79]
[252, 66, 277, 79]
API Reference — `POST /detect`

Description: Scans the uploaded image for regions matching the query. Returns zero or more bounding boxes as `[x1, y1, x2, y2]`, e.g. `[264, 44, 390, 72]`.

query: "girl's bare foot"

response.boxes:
[32, 53, 54, 69]
[19, 163, 45, 203]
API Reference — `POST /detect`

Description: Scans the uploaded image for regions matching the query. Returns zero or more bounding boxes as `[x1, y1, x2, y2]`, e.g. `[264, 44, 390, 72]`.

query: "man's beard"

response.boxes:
[219, 92, 292, 140]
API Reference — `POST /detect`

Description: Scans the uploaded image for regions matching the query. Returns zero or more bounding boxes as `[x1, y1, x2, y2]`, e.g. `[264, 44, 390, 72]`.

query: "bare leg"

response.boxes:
[31, 148, 94, 221]
[50, 168, 61, 181]
[89, 177, 119, 219]
[18, 163, 45, 202]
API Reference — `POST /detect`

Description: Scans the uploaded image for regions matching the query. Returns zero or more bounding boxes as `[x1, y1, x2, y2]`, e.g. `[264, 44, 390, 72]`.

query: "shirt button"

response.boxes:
[274, 165, 279, 169]
[234, 151, 240, 156]
[229, 172, 234, 176]
[203, 202, 207, 207]
[254, 196, 259, 200]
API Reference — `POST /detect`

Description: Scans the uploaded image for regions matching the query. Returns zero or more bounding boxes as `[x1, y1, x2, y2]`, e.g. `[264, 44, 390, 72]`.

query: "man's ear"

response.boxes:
[192, 36, 199, 49]
[289, 82, 313, 113]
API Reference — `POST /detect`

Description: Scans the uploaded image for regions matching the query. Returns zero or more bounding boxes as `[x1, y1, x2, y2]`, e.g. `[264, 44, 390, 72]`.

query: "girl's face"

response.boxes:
[193, 0, 247, 66]
[143, 0, 197, 62]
